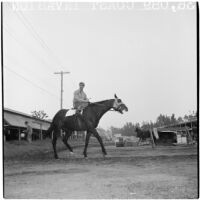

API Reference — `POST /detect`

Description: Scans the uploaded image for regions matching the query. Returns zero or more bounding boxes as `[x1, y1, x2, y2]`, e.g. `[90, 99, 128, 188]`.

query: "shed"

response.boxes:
[3, 108, 52, 141]
[156, 126, 193, 144]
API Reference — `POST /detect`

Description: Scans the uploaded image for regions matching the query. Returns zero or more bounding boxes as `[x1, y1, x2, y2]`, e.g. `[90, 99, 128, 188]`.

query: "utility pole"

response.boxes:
[54, 71, 70, 109]
[197, 1, 199, 121]
[1, 2, 3, 69]
[1, 2, 5, 143]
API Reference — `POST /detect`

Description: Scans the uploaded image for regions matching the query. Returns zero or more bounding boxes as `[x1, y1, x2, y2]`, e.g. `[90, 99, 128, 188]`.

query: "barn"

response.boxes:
[3, 108, 52, 141]
[156, 118, 198, 145]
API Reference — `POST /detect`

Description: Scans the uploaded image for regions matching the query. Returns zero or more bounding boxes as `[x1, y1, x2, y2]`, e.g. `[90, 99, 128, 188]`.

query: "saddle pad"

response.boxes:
[65, 109, 76, 117]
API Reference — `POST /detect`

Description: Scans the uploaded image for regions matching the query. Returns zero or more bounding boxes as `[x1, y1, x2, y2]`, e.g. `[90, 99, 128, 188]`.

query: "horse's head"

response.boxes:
[112, 94, 128, 114]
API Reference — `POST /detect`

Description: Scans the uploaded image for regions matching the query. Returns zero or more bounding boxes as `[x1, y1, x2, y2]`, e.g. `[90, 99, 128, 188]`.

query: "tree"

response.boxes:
[31, 110, 48, 119]
[170, 113, 176, 124]
[97, 127, 111, 140]
[121, 122, 136, 136]
[141, 121, 151, 130]
[155, 114, 172, 127]
[177, 116, 184, 123]
[183, 110, 197, 121]
[97, 127, 106, 137]
[31, 110, 48, 140]
[110, 126, 121, 135]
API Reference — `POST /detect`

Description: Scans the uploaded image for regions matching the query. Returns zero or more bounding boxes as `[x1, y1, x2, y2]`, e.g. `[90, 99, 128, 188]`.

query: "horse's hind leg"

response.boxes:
[62, 130, 73, 153]
[52, 129, 59, 159]
[137, 138, 142, 146]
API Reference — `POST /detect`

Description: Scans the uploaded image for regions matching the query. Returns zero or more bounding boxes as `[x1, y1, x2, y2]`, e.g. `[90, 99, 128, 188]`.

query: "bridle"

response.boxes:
[70, 100, 126, 113]
[89, 101, 121, 112]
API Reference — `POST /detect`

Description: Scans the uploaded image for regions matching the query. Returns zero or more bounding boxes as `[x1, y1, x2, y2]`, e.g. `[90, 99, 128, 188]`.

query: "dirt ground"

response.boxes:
[4, 139, 198, 199]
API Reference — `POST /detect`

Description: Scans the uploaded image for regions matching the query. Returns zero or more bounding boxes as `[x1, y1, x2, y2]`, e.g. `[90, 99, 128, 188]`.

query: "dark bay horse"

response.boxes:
[135, 127, 156, 146]
[47, 94, 128, 159]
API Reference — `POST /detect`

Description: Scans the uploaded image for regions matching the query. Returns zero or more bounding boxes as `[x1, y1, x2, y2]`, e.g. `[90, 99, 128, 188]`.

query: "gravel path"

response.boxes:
[4, 144, 198, 199]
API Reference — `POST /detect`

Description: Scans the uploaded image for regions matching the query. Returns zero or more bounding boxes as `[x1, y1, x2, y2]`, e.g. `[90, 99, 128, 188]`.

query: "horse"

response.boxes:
[47, 94, 128, 159]
[135, 127, 156, 146]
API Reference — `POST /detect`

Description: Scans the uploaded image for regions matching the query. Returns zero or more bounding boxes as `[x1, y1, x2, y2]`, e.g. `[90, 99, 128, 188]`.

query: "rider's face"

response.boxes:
[79, 84, 85, 90]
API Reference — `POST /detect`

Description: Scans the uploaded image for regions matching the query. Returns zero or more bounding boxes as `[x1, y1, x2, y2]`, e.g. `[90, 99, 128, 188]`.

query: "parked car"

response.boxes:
[115, 137, 125, 147]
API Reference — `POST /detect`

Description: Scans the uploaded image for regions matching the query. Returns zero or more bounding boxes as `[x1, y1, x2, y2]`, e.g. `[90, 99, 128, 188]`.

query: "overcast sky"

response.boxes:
[3, 2, 197, 129]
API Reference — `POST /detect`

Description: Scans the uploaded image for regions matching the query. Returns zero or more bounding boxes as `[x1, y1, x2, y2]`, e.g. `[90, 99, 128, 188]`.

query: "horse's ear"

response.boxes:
[114, 94, 118, 99]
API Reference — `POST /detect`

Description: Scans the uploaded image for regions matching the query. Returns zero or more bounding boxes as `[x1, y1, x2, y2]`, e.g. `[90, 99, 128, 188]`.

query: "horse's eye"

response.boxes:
[117, 99, 121, 103]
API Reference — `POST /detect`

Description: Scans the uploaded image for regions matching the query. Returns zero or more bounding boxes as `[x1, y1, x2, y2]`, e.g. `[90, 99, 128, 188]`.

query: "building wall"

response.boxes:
[4, 108, 51, 141]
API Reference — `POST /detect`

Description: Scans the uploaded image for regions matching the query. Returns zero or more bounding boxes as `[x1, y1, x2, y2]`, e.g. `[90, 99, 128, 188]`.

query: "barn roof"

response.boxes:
[157, 126, 191, 132]
[3, 108, 51, 130]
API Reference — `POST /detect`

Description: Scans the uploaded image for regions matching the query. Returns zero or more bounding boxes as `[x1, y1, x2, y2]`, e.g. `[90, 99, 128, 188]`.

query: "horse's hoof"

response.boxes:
[83, 154, 88, 159]
[70, 151, 74, 155]
[54, 155, 59, 159]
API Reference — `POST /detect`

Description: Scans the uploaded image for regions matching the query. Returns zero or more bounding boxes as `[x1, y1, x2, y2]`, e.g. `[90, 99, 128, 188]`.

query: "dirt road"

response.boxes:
[4, 144, 198, 199]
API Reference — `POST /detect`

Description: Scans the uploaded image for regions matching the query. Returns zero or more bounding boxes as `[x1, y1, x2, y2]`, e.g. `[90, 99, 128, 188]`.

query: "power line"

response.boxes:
[5, 53, 57, 90]
[15, 11, 54, 62]
[3, 25, 58, 73]
[19, 10, 63, 67]
[4, 65, 59, 100]
[9, 3, 63, 69]
[4, 25, 61, 92]
[10, 10, 59, 71]
[5, 4, 71, 107]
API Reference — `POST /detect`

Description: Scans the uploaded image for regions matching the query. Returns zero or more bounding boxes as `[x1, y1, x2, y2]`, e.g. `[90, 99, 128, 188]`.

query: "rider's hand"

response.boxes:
[82, 99, 89, 103]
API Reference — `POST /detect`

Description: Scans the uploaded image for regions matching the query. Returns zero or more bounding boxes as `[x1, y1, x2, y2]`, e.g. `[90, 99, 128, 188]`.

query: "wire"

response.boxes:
[4, 65, 59, 100]
[5, 53, 58, 90]
[3, 24, 58, 73]
[4, 26, 59, 93]
[9, 2, 63, 70]
[19, 10, 63, 67]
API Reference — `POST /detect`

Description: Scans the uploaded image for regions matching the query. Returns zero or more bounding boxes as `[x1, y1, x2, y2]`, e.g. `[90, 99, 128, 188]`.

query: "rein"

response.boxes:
[69, 101, 117, 112]
[89, 102, 116, 112]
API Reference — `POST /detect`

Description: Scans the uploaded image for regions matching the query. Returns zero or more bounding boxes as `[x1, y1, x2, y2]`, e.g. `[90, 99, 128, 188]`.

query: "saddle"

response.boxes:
[74, 101, 90, 115]
[74, 108, 87, 126]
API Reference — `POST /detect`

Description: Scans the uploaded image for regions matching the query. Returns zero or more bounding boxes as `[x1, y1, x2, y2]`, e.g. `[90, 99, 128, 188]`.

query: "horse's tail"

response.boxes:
[46, 123, 55, 138]
[47, 109, 68, 138]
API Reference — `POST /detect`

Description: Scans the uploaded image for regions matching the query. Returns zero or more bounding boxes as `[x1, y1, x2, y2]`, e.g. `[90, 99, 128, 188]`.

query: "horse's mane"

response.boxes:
[89, 99, 113, 107]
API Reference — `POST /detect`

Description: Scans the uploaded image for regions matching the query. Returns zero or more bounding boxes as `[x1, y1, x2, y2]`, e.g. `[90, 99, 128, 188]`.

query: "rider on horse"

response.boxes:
[49, 93, 128, 159]
[73, 82, 89, 114]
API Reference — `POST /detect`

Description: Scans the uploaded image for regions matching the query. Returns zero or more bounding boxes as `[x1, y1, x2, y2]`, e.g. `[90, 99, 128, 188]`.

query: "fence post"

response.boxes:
[150, 128, 155, 149]
[18, 128, 21, 141]
[39, 124, 43, 140]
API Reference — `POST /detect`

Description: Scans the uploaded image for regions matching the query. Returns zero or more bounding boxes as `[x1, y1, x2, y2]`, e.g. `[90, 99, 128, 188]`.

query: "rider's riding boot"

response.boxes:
[75, 110, 86, 123]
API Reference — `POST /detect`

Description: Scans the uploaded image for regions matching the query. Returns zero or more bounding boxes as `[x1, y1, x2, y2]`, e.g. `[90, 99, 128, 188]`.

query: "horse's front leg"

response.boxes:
[92, 129, 107, 156]
[83, 131, 91, 158]
[52, 129, 59, 159]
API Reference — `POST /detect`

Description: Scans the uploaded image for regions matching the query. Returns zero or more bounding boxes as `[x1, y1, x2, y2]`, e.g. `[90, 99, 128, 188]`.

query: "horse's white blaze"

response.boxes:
[113, 98, 124, 109]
